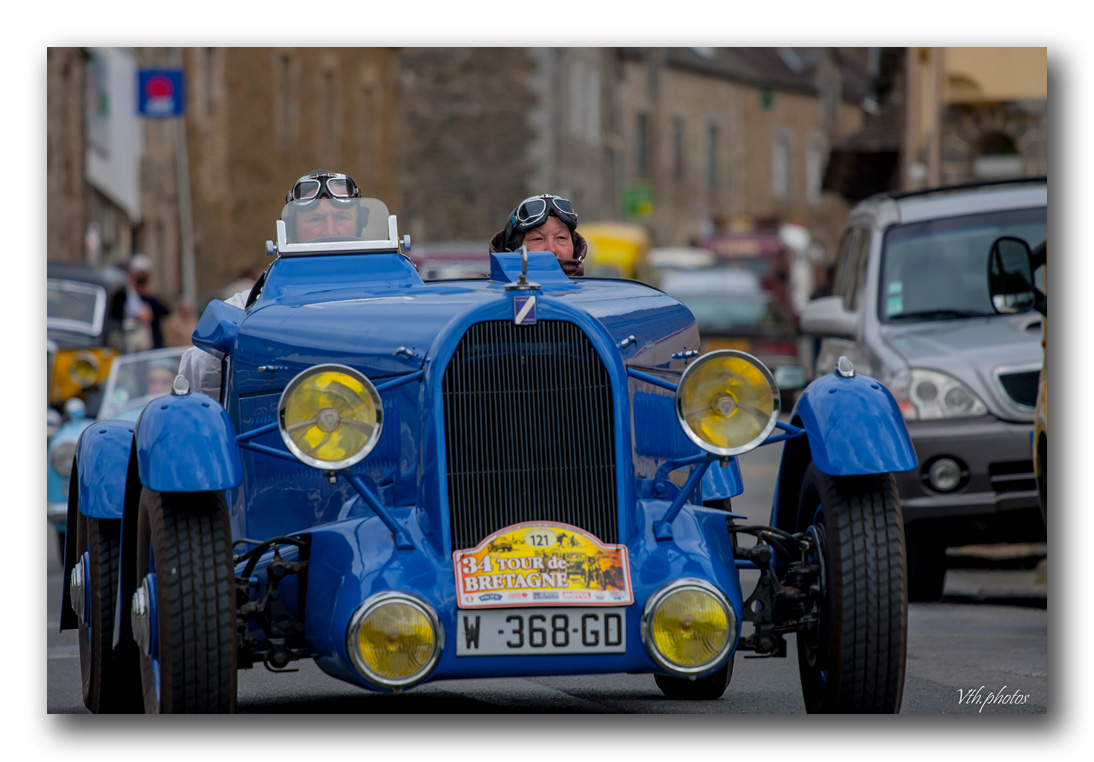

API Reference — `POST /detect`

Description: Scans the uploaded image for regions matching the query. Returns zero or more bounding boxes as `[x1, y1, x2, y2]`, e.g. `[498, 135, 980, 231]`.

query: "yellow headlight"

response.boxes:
[644, 580, 735, 674]
[347, 594, 442, 688]
[675, 350, 779, 456]
[69, 352, 100, 388]
[278, 364, 382, 470]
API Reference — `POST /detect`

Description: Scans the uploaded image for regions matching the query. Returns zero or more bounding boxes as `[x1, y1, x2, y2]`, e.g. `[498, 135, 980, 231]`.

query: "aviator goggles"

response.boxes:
[511, 194, 578, 232]
[286, 172, 360, 206]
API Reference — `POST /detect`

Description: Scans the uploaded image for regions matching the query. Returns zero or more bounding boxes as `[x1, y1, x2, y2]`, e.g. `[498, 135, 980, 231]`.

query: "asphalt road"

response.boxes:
[46, 432, 1047, 714]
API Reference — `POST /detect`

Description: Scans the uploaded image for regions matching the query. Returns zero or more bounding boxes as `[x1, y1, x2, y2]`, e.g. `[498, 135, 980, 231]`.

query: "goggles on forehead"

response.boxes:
[511, 194, 578, 232]
[287, 172, 360, 206]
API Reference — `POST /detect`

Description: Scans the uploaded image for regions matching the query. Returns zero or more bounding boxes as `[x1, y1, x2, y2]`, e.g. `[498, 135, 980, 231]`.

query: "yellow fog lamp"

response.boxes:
[346, 592, 442, 689]
[69, 351, 101, 389]
[675, 349, 779, 457]
[643, 579, 735, 675]
[278, 364, 383, 470]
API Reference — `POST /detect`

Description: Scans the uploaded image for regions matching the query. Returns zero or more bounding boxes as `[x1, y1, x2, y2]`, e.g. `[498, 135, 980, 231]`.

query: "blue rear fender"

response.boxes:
[134, 391, 243, 493]
[771, 370, 917, 534]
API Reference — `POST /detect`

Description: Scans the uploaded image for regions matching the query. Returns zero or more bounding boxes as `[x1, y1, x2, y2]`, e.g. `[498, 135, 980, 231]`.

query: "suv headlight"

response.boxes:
[676, 350, 780, 456]
[890, 368, 988, 421]
[278, 364, 383, 470]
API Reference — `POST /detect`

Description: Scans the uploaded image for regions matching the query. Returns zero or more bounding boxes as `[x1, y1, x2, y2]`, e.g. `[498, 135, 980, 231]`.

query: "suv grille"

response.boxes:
[442, 320, 617, 551]
[998, 370, 1040, 408]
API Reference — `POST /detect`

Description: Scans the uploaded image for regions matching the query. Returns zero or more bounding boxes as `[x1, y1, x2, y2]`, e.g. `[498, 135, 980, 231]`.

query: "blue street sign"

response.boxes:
[138, 69, 185, 118]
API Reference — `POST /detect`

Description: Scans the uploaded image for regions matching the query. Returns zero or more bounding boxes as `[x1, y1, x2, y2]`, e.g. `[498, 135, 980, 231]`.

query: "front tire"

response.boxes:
[136, 488, 237, 713]
[77, 515, 142, 713]
[795, 465, 907, 713]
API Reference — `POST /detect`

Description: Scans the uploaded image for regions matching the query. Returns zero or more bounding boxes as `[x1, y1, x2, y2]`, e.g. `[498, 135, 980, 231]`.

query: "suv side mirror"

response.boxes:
[988, 236, 1044, 315]
[800, 295, 859, 339]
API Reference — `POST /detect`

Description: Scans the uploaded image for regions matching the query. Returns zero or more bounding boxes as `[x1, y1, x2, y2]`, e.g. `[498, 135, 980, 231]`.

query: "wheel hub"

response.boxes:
[131, 576, 154, 658]
[69, 555, 87, 623]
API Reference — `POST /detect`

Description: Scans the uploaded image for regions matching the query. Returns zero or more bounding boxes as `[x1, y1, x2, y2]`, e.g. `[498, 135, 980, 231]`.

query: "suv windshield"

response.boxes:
[879, 206, 1046, 322]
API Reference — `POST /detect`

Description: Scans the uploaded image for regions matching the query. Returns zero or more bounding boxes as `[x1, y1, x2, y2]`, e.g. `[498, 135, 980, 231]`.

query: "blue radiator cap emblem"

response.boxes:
[513, 295, 537, 325]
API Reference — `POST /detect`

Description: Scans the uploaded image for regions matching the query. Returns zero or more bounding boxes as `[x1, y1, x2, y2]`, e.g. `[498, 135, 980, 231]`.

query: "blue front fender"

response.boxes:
[771, 370, 917, 534]
[135, 392, 243, 492]
[792, 370, 917, 476]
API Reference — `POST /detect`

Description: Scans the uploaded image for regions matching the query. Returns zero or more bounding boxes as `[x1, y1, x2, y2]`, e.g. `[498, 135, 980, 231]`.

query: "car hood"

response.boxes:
[229, 252, 697, 396]
[879, 312, 1043, 417]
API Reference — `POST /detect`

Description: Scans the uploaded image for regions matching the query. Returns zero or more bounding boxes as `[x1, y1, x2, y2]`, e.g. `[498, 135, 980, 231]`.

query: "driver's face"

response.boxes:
[295, 200, 358, 242]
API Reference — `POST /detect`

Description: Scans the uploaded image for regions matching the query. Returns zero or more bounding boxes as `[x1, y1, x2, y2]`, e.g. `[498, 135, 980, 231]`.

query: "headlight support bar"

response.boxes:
[344, 473, 415, 550]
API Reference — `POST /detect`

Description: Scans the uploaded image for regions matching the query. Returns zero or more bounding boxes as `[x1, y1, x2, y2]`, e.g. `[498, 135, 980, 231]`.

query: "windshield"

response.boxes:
[98, 348, 185, 420]
[278, 197, 393, 244]
[879, 206, 1046, 322]
[47, 279, 107, 336]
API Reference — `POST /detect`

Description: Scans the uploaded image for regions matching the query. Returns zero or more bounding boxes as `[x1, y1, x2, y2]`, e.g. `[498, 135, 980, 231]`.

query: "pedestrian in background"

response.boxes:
[110, 254, 171, 350]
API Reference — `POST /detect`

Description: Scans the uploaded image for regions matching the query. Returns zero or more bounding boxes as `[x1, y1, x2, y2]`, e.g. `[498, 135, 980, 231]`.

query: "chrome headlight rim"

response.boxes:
[277, 363, 383, 471]
[69, 351, 101, 388]
[675, 349, 781, 457]
[641, 578, 737, 676]
[49, 440, 78, 477]
[345, 591, 443, 689]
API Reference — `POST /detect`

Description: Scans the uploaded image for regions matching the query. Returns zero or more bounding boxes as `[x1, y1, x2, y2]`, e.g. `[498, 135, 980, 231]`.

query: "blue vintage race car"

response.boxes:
[60, 198, 917, 714]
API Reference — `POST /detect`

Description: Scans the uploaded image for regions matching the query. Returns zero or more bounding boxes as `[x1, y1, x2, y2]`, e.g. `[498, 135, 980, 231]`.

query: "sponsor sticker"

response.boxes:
[453, 521, 633, 609]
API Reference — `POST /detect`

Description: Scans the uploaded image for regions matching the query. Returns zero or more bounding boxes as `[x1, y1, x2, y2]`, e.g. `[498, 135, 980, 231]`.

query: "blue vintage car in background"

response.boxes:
[61, 198, 917, 714]
[48, 347, 185, 560]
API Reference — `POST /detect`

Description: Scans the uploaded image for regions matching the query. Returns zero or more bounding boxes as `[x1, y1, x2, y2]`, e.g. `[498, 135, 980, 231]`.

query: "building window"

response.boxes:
[707, 122, 718, 189]
[672, 117, 684, 181]
[973, 131, 1023, 179]
[773, 128, 792, 202]
[806, 133, 827, 204]
[569, 61, 602, 143]
[635, 112, 649, 177]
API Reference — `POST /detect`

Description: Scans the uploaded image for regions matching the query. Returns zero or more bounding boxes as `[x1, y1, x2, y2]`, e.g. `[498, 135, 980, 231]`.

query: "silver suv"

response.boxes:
[800, 178, 1047, 601]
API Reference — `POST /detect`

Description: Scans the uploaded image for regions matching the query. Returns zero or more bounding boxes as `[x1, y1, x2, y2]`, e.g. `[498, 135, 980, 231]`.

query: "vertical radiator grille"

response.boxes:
[443, 320, 617, 550]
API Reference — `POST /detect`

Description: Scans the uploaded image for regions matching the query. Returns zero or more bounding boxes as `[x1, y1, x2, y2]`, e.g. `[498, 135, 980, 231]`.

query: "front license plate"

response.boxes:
[456, 607, 626, 656]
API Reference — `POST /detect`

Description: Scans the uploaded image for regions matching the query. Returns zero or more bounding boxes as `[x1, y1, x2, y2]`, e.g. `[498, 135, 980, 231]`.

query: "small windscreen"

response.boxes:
[278, 198, 392, 244]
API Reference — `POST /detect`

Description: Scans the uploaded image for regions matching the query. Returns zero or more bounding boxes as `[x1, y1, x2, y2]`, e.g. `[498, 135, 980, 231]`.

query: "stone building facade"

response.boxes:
[46, 48, 86, 266]
[48, 47, 874, 307]
[616, 48, 869, 260]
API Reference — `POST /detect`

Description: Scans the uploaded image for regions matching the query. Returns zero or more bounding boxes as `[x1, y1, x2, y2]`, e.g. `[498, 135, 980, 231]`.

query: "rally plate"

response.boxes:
[453, 521, 633, 609]
[456, 607, 626, 656]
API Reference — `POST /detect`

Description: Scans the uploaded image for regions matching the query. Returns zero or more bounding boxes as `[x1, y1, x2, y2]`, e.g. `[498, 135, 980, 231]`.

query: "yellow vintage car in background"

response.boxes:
[47, 262, 128, 417]
[580, 221, 652, 281]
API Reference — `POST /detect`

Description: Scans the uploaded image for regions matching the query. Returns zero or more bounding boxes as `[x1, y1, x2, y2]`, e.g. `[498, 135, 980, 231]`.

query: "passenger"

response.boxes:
[179, 169, 362, 399]
[144, 362, 177, 397]
[489, 194, 588, 276]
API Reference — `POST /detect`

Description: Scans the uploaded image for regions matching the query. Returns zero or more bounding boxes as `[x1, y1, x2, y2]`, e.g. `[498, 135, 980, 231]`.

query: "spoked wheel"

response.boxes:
[76, 514, 142, 713]
[135, 488, 237, 713]
[654, 657, 735, 700]
[795, 464, 907, 713]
